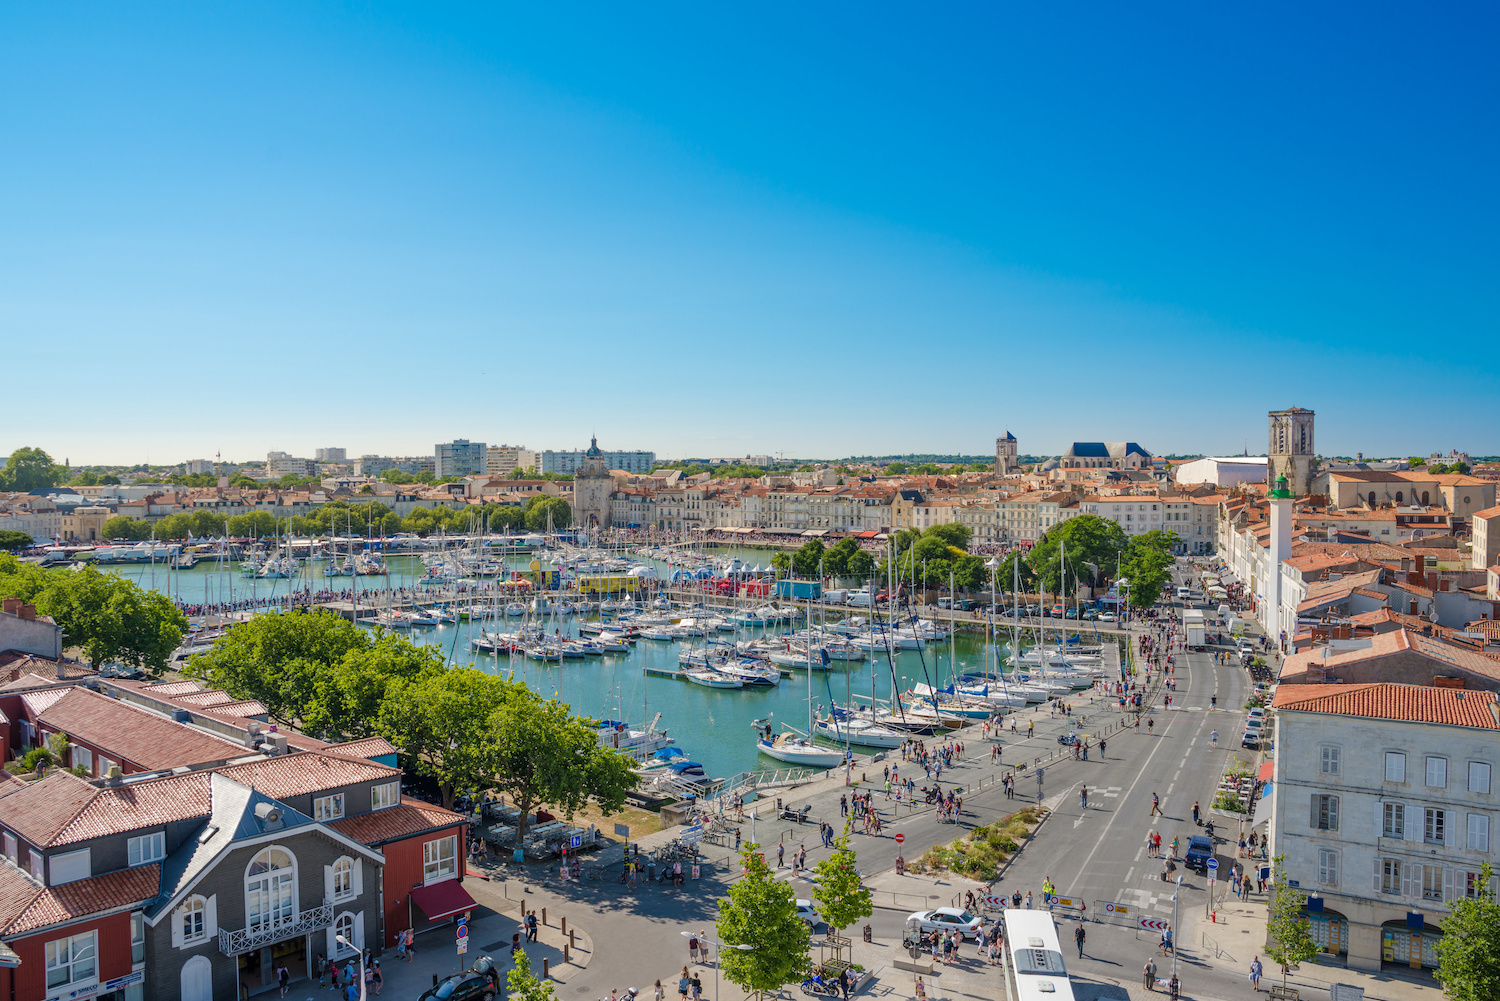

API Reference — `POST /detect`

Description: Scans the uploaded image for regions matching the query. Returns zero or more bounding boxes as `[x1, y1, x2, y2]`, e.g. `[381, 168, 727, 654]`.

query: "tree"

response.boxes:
[0, 447, 64, 491]
[102, 516, 149, 541]
[924, 523, 971, 551]
[377, 668, 515, 809]
[1121, 545, 1173, 610]
[995, 548, 1034, 593]
[1028, 515, 1126, 594]
[0, 561, 187, 673]
[846, 549, 875, 580]
[822, 537, 861, 578]
[811, 834, 873, 948]
[524, 495, 571, 531]
[506, 950, 558, 1001]
[718, 844, 811, 1001]
[1437, 862, 1500, 1001]
[886, 462, 908, 474]
[1264, 854, 1319, 989]
[770, 552, 790, 575]
[792, 539, 826, 577]
[954, 554, 988, 592]
[484, 688, 638, 843]
[1130, 530, 1181, 556]
[0, 531, 32, 552]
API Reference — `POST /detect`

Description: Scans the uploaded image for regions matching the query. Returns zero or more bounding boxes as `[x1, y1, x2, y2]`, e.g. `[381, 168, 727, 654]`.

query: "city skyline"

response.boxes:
[3, 5, 1497, 462]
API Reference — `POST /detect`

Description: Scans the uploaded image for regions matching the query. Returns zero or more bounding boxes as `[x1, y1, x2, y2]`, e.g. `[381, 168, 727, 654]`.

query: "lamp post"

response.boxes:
[683, 931, 753, 1001]
[1170, 875, 1182, 981]
[335, 934, 366, 1001]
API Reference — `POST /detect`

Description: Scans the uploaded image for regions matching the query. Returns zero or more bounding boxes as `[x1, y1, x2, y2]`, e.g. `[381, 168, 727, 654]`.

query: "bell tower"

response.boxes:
[995, 432, 1018, 475]
[1268, 407, 1315, 497]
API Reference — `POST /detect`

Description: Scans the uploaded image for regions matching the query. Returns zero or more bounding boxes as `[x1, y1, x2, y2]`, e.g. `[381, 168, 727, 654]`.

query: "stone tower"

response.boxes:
[573, 436, 613, 530]
[1268, 407, 1315, 498]
[995, 432, 1018, 474]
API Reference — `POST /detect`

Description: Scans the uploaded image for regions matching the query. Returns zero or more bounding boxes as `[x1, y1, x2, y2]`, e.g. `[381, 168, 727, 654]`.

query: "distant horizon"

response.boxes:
[4, 6, 1495, 459]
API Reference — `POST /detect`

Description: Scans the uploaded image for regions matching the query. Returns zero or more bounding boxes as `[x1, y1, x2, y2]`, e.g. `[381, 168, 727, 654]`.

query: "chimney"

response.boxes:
[1, 598, 18, 615]
[19, 604, 34, 621]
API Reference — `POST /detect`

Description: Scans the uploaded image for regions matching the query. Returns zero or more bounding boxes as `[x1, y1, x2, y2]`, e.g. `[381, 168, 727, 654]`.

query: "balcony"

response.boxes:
[219, 901, 333, 956]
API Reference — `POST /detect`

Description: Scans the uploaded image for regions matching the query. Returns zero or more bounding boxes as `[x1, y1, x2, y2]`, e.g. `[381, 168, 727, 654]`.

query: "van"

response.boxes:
[822, 589, 849, 605]
[846, 590, 873, 607]
[1176, 586, 1192, 599]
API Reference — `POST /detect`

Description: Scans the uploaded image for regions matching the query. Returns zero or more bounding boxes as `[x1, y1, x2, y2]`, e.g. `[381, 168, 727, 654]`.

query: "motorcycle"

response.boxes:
[800, 977, 839, 997]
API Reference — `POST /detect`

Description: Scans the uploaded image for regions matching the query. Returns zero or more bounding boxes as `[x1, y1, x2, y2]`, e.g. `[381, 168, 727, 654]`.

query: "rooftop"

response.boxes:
[1272, 683, 1500, 729]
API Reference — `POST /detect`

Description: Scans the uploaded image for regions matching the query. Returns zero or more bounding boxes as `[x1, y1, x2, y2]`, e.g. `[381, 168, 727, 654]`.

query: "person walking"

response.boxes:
[371, 961, 383, 996]
[1080, 785, 1088, 809]
[1151, 792, 1163, 817]
[1074, 923, 1086, 958]
[1249, 956, 1263, 992]
[688, 932, 699, 964]
[690, 973, 702, 1001]
[1192, 801, 1200, 825]
[678, 968, 690, 1000]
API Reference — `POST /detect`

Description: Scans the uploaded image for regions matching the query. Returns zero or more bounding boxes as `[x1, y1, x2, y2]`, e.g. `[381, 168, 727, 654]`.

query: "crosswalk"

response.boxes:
[1117, 884, 1177, 916]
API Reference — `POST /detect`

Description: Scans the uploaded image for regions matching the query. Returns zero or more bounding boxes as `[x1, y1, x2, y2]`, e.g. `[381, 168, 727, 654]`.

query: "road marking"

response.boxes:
[1134, 848, 1144, 862]
[1126, 866, 1135, 882]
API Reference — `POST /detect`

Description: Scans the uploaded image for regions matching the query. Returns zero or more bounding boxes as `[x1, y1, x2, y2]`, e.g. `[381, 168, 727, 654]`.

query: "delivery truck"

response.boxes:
[1183, 609, 1207, 651]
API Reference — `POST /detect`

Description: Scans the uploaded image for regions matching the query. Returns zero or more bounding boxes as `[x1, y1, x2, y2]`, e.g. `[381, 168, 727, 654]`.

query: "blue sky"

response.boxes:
[2, 3, 1496, 465]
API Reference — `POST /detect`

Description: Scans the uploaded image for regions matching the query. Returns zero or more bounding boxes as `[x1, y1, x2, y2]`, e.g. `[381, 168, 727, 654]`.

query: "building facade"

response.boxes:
[994, 433, 1018, 475]
[573, 438, 612, 530]
[433, 441, 487, 479]
[540, 449, 655, 476]
[1269, 406, 1316, 498]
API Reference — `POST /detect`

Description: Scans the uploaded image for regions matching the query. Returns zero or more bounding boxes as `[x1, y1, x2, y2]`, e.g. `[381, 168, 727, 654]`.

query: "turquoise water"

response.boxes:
[108, 550, 1043, 781]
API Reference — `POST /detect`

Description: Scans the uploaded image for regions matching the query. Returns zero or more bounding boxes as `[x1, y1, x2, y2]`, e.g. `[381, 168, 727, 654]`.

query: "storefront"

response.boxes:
[1301, 906, 1348, 957]
[1381, 917, 1441, 970]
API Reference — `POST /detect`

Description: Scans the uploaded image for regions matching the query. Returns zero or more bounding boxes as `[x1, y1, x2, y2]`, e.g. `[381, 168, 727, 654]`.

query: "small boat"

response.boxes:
[684, 668, 743, 689]
[814, 714, 905, 748]
[505, 602, 526, 617]
[753, 728, 843, 768]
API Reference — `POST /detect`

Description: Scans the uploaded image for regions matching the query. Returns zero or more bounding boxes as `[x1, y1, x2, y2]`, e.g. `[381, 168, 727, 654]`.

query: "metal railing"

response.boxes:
[219, 901, 332, 956]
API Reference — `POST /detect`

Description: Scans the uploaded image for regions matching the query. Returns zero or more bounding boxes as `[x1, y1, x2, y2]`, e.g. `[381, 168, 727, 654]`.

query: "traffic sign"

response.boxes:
[894, 833, 905, 844]
[1103, 901, 1130, 915]
[1139, 917, 1169, 933]
[1206, 858, 1219, 872]
[570, 834, 584, 849]
[983, 894, 1006, 909]
[457, 919, 469, 955]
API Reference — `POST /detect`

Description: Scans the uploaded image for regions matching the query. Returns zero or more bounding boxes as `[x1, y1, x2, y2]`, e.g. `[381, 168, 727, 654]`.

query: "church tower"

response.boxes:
[574, 436, 613, 531]
[1267, 407, 1315, 498]
[995, 432, 1018, 475]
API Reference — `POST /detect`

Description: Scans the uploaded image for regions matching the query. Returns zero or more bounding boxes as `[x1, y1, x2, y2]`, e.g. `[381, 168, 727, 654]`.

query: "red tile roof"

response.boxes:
[0, 772, 100, 846]
[2, 863, 161, 936]
[217, 751, 398, 799]
[54, 772, 214, 847]
[324, 737, 397, 761]
[37, 688, 248, 771]
[328, 801, 466, 845]
[1272, 683, 1500, 728]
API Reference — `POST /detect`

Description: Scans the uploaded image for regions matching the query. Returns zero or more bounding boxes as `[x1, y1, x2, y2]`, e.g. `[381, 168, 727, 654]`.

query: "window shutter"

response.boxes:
[324, 864, 335, 904]
[352, 858, 363, 898]
[1446, 812, 1457, 847]
[172, 905, 184, 948]
[1443, 867, 1456, 903]
[355, 910, 366, 950]
[205, 895, 217, 937]
[1400, 803, 1411, 841]
[1401, 863, 1415, 898]
[1373, 858, 1382, 893]
[1310, 795, 1319, 830]
[326, 926, 338, 963]
[1376, 802, 1384, 839]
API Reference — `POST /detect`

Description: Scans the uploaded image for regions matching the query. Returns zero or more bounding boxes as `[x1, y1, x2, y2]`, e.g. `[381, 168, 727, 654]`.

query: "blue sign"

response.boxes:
[1206, 858, 1219, 872]
[570, 834, 584, 849]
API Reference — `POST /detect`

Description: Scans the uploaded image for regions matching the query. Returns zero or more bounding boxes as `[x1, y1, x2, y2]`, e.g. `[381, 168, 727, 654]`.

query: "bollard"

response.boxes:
[564, 944, 570, 964]
[543, 958, 549, 978]
[433, 975, 440, 987]
[562, 917, 567, 936]
[542, 907, 547, 926]
[570, 929, 575, 949]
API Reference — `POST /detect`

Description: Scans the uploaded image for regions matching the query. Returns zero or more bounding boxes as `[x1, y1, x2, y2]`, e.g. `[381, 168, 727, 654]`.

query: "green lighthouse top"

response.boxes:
[1269, 473, 1292, 500]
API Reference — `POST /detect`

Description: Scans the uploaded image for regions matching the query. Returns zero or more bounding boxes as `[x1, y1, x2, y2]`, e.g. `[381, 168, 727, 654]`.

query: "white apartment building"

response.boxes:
[541, 448, 656, 475]
[1270, 683, 1500, 972]
[266, 451, 316, 478]
[996, 491, 1078, 543]
[485, 444, 527, 477]
[434, 439, 487, 478]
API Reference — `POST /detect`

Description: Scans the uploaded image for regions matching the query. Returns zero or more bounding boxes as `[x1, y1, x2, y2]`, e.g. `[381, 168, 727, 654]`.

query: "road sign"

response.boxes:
[983, 894, 1006, 909]
[1102, 901, 1130, 915]
[1138, 917, 1169, 933]
[457, 920, 469, 954]
[1206, 858, 1219, 873]
[1050, 895, 1080, 909]
[894, 833, 905, 844]
[614, 823, 631, 838]
[569, 834, 584, 849]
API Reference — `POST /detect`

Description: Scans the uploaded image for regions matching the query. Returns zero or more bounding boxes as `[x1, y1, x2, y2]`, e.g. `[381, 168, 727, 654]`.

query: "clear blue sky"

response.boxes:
[3, 3, 1496, 465]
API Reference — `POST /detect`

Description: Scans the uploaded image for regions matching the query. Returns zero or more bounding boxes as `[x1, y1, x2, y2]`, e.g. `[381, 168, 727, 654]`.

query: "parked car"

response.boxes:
[795, 899, 823, 930]
[1098, 611, 1117, 622]
[905, 908, 985, 940]
[1081, 609, 1098, 620]
[419, 958, 502, 1001]
[1241, 729, 1262, 749]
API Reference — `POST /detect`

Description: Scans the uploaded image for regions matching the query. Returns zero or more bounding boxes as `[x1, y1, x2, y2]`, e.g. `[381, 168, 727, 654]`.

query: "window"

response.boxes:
[1383, 803, 1405, 839]
[423, 835, 457, 882]
[1426, 808, 1448, 845]
[181, 897, 207, 944]
[70, 746, 93, 774]
[246, 848, 297, 933]
[314, 794, 344, 822]
[131, 911, 145, 964]
[1466, 871, 1490, 899]
[45, 932, 96, 990]
[97, 755, 116, 778]
[1386, 752, 1406, 782]
[1313, 794, 1339, 831]
[332, 858, 353, 900]
[1321, 746, 1341, 776]
[128, 832, 165, 867]
[1427, 756, 1448, 788]
[1468, 813, 1490, 852]
[371, 782, 399, 811]
[2, 833, 14, 862]
[29, 851, 43, 882]
[1470, 762, 1492, 794]
[333, 912, 356, 957]
[1422, 865, 1443, 901]
[1318, 849, 1339, 886]
[1381, 859, 1401, 894]
[50, 849, 90, 885]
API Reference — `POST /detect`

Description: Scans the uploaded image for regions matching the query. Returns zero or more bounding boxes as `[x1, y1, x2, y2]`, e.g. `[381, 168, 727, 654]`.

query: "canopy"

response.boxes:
[653, 747, 686, 759]
[1252, 789, 1274, 829]
[669, 760, 704, 772]
[409, 880, 479, 922]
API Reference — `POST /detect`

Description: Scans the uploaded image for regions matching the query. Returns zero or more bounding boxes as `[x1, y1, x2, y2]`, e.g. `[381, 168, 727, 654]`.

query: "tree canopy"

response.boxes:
[0, 556, 186, 672]
[378, 668, 517, 809]
[1027, 515, 1127, 595]
[0, 447, 65, 491]
[718, 844, 811, 1000]
[1437, 862, 1500, 1001]
[1119, 530, 1178, 609]
[525, 495, 572, 531]
[0, 531, 31, 552]
[811, 834, 873, 939]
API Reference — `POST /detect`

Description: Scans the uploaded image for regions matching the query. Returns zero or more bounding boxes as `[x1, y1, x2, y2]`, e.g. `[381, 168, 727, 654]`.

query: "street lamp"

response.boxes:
[683, 931, 753, 1001]
[1170, 875, 1183, 981]
[335, 934, 366, 1001]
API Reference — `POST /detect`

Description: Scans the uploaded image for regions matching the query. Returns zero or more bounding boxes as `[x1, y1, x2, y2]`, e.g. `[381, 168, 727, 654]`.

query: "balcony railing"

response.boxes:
[219, 900, 333, 956]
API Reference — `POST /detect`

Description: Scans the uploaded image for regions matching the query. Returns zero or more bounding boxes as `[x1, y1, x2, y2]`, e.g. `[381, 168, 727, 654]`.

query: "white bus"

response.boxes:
[1002, 909, 1075, 1001]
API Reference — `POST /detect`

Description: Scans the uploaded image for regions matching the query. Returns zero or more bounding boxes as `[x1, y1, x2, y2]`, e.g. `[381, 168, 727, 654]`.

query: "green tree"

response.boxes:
[1028, 515, 1126, 594]
[821, 537, 860, 578]
[954, 554, 988, 592]
[524, 495, 572, 531]
[1264, 854, 1319, 989]
[377, 668, 515, 808]
[226, 511, 279, 538]
[1437, 862, 1500, 1001]
[0, 531, 34, 552]
[718, 844, 811, 1001]
[1121, 544, 1173, 610]
[792, 539, 826, 577]
[300, 634, 446, 741]
[1130, 530, 1181, 556]
[885, 462, 908, 474]
[770, 552, 791, 575]
[846, 549, 875, 579]
[0, 447, 65, 491]
[0, 560, 187, 673]
[506, 951, 558, 1001]
[924, 523, 972, 551]
[484, 689, 638, 843]
[380, 468, 415, 484]
[811, 835, 873, 946]
[996, 548, 1034, 593]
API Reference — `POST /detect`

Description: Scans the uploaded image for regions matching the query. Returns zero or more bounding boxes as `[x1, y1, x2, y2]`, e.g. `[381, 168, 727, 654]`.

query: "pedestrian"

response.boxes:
[330, 964, 342, 993]
[1144, 958, 1157, 991]
[1074, 923, 1086, 958]
[690, 974, 702, 1001]
[1025, 890, 1033, 909]
[277, 966, 290, 998]
[776, 844, 785, 868]
[1151, 792, 1162, 817]
[1249, 956, 1263, 992]
[698, 930, 710, 965]
[316, 954, 327, 988]
[527, 912, 538, 941]
[372, 962, 382, 996]
[403, 928, 415, 961]
[1192, 801, 1200, 825]
[838, 967, 850, 1000]
[678, 968, 690, 1000]
[689, 932, 700, 964]
[1080, 785, 1088, 808]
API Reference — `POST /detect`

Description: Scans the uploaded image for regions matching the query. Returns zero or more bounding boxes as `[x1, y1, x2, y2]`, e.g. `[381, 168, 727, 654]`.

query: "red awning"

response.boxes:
[1257, 761, 1274, 782]
[410, 880, 479, 922]
[856, 531, 878, 538]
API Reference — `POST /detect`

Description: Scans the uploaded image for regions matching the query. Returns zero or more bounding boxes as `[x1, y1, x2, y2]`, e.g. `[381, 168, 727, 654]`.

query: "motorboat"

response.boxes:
[813, 714, 905, 748]
[753, 726, 843, 767]
[505, 602, 526, 617]
[684, 668, 743, 689]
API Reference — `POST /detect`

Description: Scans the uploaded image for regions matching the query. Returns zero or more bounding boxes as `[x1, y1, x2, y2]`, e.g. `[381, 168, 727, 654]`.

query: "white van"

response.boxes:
[846, 589, 873, 607]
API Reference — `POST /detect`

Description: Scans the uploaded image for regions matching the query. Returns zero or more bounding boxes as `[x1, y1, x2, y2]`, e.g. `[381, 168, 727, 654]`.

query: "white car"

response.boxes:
[906, 908, 984, 940]
[1098, 612, 1117, 622]
[795, 899, 822, 929]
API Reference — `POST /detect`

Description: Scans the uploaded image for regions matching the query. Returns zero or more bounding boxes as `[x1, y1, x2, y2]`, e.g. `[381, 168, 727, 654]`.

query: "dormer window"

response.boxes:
[371, 782, 399, 811]
[314, 794, 345, 822]
[128, 831, 165, 867]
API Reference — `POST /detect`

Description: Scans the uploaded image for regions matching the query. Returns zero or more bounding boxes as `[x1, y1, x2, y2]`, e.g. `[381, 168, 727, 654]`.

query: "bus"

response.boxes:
[1002, 909, 1075, 1001]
